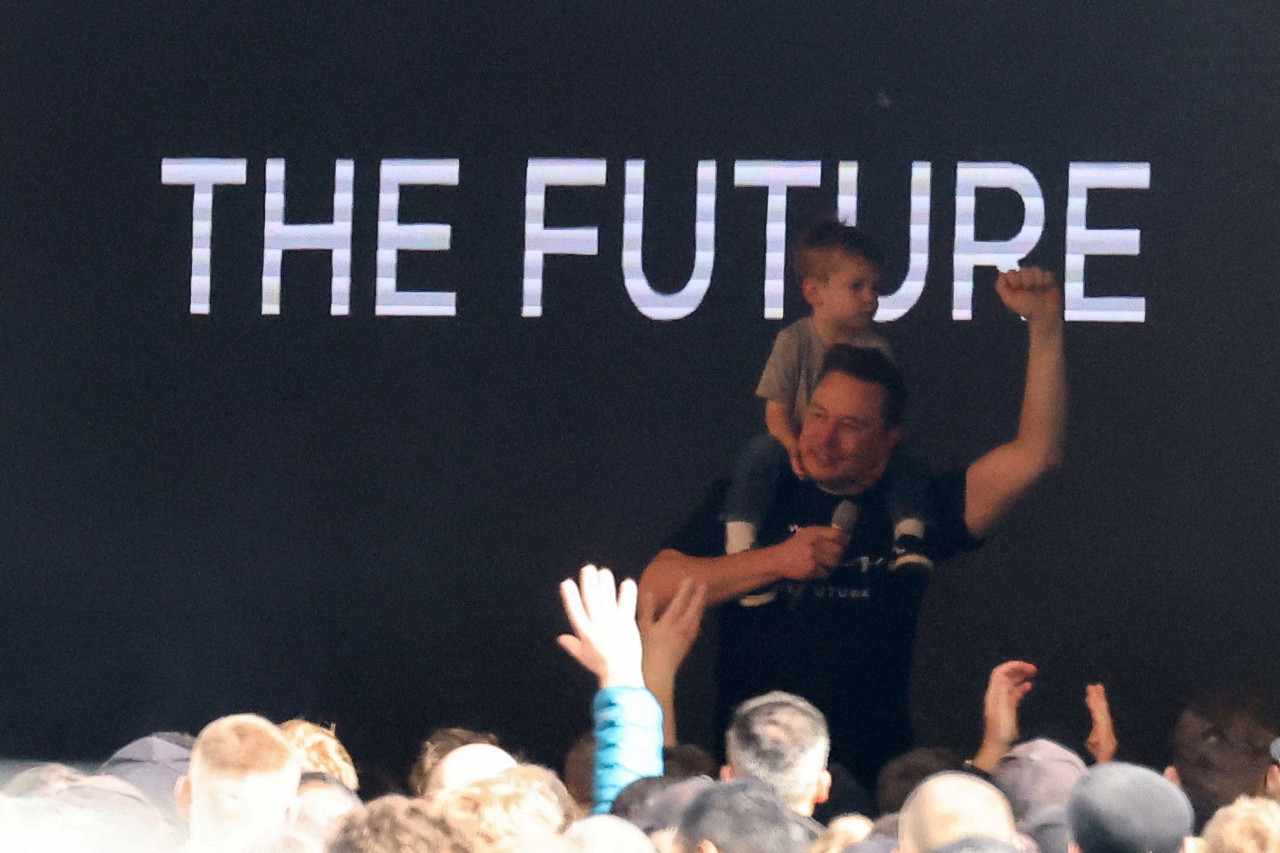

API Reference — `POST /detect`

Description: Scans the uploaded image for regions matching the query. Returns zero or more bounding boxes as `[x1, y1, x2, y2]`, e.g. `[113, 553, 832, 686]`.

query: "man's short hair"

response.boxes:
[675, 779, 812, 853]
[328, 795, 468, 853]
[876, 748, 965, 815]
[725, 691, 829, 809]
[1204, 796, 1280, 853]
[792, 218, 887, 282]
[191, 714, 299, 780]
[1172, 694, 1278, 832]
[1068, 762, 1193, 853]
[817, 344, 908, 428]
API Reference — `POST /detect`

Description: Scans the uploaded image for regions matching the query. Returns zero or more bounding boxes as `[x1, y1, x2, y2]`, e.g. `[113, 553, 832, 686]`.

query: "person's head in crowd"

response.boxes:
[505, 763, 580, 825]
[327, 795, 468, 853]
[429, 764, 569, 847]
[280, 720, 359, 793]
[54, 773, 184, 852]
[1, 762, 86, 798]
[566, 813, 659, 853]
[1204, 796, 1280, 853]
[176, 713, 303, 853]
[618, 775, 714, 835]
[408, 726, 501, 796]
[666, 744, 718, 781]
[994, 739, 1087, 823]
[1167, 694, 1278, 832]
[1068, 762, 1193, 853]
[564, 731, 595, 812]
[99, 731, 193, 825]
[993, 739, 1088, 853]
[877, 748, 967, 816]
[294, 771, 362, 846]
[899, 772, 1020, 853]
[674, 779, 813, 853]
[723, 691, 831, 817]
[810, 814, 874, 853]
[424, 742, 518, 796]
[793, 219, 885, 336]
[611, 776, 677, 828]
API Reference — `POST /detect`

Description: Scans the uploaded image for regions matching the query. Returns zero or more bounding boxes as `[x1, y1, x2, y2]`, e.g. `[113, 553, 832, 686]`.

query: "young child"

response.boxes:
[723, 218, 934, 570]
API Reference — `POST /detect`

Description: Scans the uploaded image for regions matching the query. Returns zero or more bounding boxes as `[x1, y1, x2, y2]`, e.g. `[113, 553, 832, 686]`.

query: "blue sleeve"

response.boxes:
[591, 685, 664, 814]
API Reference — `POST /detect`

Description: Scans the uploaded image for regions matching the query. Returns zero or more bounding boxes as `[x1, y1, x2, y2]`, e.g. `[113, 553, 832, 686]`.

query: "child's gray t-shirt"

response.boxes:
[755, 317, 893, 431]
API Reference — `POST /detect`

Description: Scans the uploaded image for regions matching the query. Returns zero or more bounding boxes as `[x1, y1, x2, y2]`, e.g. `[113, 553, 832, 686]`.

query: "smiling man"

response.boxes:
[640, 267, 1066, 792]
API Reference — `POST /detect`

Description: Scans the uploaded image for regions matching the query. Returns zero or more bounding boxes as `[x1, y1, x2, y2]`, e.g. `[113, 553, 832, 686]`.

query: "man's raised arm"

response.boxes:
[963, 266, 1067, 539]
[640, 525, 846, 611]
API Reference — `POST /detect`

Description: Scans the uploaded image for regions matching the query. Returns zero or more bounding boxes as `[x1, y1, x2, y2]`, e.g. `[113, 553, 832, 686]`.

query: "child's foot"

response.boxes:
[891, 518, 933, 571]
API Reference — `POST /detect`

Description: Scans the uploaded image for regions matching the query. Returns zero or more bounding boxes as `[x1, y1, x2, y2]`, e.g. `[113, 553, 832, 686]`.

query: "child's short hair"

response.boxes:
[792, 219, 886, 282]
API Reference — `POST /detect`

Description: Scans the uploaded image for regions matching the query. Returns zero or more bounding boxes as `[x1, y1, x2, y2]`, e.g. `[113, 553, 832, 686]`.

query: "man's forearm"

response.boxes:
[1018, 315, 1067, 469]
[640, 547, 783, 610]
[964, 308, 1067, 538]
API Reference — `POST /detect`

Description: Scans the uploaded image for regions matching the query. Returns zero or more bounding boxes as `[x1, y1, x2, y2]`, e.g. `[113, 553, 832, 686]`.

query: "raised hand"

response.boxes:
[557, 565, 645, 689]
[972, 660, 1037, 772]
[1084, 683, 1118, 763]
[996, 266, 1064, 327]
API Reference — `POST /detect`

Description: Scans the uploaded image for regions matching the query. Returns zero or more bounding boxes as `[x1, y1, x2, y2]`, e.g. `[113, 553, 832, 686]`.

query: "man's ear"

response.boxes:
[174, 774, 191, 821]
[815, 768, 832, 805]
[1164, 765, 1182, 787]
[719, 764, 733, 782]
[1068, 843, 1082, 853]
[696, 842, 720, 853]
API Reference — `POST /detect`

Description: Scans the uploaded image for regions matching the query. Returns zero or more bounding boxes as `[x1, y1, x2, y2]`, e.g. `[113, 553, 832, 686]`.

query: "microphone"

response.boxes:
[787, 500, 858, 611]
[831, 500, 859, 534]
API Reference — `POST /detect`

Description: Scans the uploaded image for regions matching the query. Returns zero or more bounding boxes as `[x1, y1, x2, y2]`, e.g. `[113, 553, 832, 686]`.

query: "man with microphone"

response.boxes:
[639, 267, 1066, 793]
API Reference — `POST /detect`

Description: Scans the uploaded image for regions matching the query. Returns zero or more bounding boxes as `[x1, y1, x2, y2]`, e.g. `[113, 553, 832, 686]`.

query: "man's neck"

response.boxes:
[814, 460, 891, 498]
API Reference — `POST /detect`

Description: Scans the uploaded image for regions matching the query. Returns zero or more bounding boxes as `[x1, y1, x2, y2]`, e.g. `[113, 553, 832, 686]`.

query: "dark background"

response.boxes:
[1, 0, 1278, 789]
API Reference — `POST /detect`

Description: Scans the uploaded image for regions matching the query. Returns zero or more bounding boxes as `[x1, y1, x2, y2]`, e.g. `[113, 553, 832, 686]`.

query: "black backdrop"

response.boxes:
[2, 0, 1279, 787]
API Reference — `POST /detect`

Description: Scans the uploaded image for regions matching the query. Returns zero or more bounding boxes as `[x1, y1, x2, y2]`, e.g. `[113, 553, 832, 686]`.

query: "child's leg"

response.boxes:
[722, 433, 789, 554]
[884, 448, 939, 570]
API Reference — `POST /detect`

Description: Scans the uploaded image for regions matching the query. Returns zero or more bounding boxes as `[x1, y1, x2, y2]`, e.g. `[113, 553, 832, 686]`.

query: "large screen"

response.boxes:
[1, 0, 1276, 780]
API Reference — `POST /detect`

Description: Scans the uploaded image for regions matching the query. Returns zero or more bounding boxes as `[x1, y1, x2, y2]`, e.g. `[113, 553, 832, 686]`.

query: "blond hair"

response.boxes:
[430, 765, 568, 847]
[279, 719, 358, 791]
[1205, 796, 1280, 853]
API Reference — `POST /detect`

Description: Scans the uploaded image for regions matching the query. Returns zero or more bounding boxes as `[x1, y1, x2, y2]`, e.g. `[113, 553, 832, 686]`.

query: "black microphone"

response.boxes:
[831, 500, 858, 535]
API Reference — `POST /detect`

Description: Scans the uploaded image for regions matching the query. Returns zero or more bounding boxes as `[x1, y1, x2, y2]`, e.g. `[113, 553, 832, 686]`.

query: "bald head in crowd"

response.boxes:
[898, 772, 1020, 853]
[425, 743, 518, 796]
[175, 713, 302, 853]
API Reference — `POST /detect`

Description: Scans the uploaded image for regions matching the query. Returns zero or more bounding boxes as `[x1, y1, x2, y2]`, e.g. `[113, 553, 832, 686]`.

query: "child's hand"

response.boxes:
[788, 445, 808, 480]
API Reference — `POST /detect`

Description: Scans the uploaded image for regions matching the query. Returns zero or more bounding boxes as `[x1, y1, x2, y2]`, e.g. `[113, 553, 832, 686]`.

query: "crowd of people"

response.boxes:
[2, 564, 1279, 853]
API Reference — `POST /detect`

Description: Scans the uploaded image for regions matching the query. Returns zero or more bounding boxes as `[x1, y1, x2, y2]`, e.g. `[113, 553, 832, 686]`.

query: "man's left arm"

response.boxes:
[964, 267, 1066, 539]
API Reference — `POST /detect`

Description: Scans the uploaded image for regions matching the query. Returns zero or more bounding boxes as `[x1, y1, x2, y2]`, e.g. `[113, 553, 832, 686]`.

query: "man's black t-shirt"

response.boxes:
[666, 468, 979, 790]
